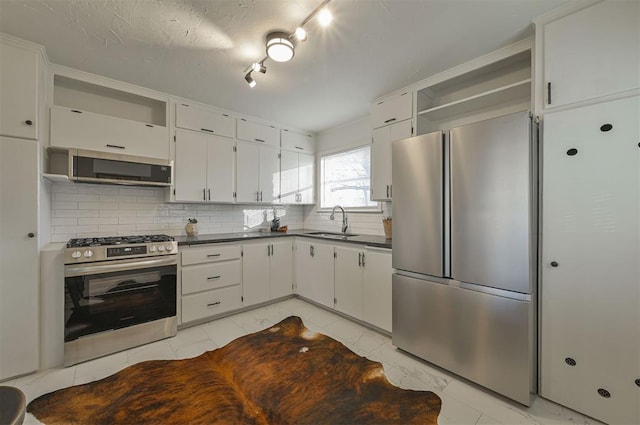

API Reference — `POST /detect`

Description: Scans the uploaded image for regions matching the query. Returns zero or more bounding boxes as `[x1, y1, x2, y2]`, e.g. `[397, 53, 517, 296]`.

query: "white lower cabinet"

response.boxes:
[242, 239, 294, 306]
[295, 239, 335, 308]
[362, 248, 392, 332]
[334, 245, 364, 320]
[180, 244, 242, 324]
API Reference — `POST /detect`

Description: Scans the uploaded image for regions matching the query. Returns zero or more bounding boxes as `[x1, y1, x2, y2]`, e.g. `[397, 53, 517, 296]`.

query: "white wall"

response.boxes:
[49, 183, 304, 242]
[303, 116, 390, 237]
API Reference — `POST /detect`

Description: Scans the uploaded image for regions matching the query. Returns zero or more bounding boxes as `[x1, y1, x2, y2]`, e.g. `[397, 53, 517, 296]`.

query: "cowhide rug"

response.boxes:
[28, 316, 441, 424]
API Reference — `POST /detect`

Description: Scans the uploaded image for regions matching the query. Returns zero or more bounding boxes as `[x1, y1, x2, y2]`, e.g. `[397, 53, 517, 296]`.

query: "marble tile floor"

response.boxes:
[6, 298, 603, 425]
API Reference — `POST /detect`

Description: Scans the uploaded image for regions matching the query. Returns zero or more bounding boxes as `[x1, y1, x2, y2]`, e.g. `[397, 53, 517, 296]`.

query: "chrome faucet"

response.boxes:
[330, 205, 349, 234]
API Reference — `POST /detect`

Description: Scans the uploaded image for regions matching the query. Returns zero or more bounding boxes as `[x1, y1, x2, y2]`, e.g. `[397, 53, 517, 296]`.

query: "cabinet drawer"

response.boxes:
[181, 244, 241, 266]
[181, 285, 242, 323]
[281, 129, 314, 153]
[371, 91, 412, 129]
[175, 103, 234, 138]
[182, 259, 241, 294]
[237, 118, 279, 147]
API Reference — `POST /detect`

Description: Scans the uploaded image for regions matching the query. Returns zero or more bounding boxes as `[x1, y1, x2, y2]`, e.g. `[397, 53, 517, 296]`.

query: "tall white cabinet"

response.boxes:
[537, 2, 640, 423]
[235, 141, 280, 204]
[0, 138, 40, 380]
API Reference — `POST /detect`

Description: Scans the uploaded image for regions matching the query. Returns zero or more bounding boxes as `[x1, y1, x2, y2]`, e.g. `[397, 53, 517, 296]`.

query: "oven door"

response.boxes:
[64, 256, 177, 342]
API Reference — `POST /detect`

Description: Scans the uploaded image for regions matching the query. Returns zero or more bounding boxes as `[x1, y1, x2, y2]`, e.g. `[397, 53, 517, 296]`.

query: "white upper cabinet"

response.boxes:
[280, 150, 315, 205]
[237, 118, 279, 147]
[281, 128, 315, 153]
[50, 106, 168, 159]
[49, 72, 169, 159]
[175, 102, 234, 138]
[235, 141, 280, 204]
[174, 129, 235, 203]
[371, 119, 412, 201]
[0, 40, 39, 140]
[371, 90, 412, 129]
[541, 0, 640, 109]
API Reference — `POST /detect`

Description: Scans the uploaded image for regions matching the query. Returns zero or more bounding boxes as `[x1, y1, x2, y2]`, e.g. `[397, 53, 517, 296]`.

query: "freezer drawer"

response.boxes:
[392, 273, 534, 405]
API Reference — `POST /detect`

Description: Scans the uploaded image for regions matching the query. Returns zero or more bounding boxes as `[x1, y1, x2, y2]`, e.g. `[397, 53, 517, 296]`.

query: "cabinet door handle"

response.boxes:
[384, 118, 397, 124]
[25, 120, 33, 126]
[310, 245, 314, 257]
[207, 275, 221, 280]
[207, 301, 221, 307]
[208, 188, 211, 201]
[358, 252, 362, 267]
[295, 146, 304, 150]
[361, 253, 365, 267]
[201, 128, 214, 133]
[267, 245, 271, 256]
[386, 185, 389, 198]
[145, 124, 154, 128]
[106, 144, 126, 149]
[71, 109, 83, 114]
[260, 191, 263, 202]
[207, 253, 221, 257]
[547, 82, 552, 105]
[203, 188, 207, 200]
[550, 261, 559, 267]
[270, 244, 274, 256]
[27, 232, 35, 238]
[255, 138, 265, 143]
[389, 184, 392, 198]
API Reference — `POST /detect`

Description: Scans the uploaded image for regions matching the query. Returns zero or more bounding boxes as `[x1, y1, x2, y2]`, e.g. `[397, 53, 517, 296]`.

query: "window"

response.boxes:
[320, 145, 377, 209]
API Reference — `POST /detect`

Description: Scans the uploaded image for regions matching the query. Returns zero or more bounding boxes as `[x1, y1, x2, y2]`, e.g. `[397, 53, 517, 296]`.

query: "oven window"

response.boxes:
[64, 265, 177, 342]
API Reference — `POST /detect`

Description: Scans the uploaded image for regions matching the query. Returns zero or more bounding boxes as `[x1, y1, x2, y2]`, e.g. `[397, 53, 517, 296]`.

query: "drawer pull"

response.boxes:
[207, 301, 221, 307]
[255, 138, 265, 143]
[106, 144, 126, 149]
[201, 128, 214, 133]
[207, 275, 221, 280]
[295, 146, 304, 150]
[384, 118, 396, 124]
[207, 253, 221, 257]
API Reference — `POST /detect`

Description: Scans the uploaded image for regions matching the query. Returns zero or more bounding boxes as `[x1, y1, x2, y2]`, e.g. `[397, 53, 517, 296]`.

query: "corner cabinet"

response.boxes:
[280, 150, 314, 204]
[0, 39, 39, 140]
[540, 0, 640, 109]
[174, 129, 235, 203]
[235, 141, 280, 204]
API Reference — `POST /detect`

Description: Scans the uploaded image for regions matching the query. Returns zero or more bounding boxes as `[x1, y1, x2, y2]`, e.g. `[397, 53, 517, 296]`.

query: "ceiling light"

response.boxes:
[245, 72, 256, 88]
[317, 7, 332, 26]
[294, 27, 307, 41]
[251, 62, 267, 74]
[266, 32, 295, 62]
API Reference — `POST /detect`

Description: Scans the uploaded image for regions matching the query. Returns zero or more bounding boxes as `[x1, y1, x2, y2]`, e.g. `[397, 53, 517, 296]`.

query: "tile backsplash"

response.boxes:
[50, 183, 304, 242]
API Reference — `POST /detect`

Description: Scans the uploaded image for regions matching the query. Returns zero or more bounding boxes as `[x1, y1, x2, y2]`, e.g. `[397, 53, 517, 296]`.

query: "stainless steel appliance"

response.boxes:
[64, 235, 178, 366]
[392, 111, 537, 405]
[68, 149, 172, 187]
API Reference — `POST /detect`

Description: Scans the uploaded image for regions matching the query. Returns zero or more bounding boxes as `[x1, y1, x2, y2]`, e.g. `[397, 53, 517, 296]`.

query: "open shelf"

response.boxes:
[418, 79, 531, 121]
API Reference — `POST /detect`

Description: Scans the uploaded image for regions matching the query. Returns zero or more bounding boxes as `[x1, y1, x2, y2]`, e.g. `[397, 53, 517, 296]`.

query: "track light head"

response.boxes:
[245, 72, 256, 88]
[251, 62, 267, 74]
[294, 27, 307, 42]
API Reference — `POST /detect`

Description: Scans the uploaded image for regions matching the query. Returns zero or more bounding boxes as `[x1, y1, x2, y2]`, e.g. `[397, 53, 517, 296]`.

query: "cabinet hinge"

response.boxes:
[241, 249, 243, 257]
[333, 251, 337, 259]
[173, 135, 176, 142]
[233, 146, 237, 152]
[278, 153, 281, 159]
[173, 189, 176, 195]
[411, 125, 414, 135]
[241, 296, 244, 302]
[233, 192, 236, 198]
[334, 297, 337, 304]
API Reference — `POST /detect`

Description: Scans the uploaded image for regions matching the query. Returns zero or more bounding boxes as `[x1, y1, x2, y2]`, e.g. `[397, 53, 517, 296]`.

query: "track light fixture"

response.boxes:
[245, 71, 256, 88]
[242, 0, 332, 87]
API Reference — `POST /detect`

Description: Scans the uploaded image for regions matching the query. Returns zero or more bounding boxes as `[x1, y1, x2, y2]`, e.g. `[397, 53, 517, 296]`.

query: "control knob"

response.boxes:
[166, 244, 173, 251]
[149, 245, 157, 252]
[83, 250, 93, 258]
[71, 250, 82, 259]
[157, 245, 165, 251]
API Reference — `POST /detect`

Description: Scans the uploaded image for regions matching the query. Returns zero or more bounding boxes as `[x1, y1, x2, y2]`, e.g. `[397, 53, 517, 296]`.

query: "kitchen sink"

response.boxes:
[306, 232, 359, 239]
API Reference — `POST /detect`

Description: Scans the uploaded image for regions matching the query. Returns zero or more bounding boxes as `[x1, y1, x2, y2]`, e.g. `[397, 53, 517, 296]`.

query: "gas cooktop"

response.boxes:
[67, 234, 174, 248]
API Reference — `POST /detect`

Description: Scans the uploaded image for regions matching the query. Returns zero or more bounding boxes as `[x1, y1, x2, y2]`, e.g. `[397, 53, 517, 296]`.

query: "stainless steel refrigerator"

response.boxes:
[392, 111, 537, 406]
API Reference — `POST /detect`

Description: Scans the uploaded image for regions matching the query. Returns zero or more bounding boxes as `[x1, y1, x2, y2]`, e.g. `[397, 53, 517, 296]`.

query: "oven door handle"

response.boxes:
[65, 256, 177, 277]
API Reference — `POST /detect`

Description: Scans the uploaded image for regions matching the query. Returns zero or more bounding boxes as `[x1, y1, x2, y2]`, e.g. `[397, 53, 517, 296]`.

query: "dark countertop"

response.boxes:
[175, 229, 392, 249]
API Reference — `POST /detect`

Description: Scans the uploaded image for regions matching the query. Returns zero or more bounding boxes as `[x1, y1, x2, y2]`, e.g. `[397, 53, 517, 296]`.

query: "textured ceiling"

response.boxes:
[0, 0, 566, 132]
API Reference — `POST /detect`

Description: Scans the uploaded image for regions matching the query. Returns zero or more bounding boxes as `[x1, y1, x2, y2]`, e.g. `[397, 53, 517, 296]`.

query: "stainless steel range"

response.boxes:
[64, 235, 178, 366]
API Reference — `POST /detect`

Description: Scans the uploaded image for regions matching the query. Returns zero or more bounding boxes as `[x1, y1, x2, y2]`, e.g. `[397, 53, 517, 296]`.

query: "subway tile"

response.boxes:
[54, 193, 100, 202]
[78, 217, 119, 225]
[54, 209, 100, 218]
[51, 217, 78, 226]
[98, 224, 136, 233]
[55, 225, 98, 234]
[53, 201, 78, 210]
[78, 202, 119, 210]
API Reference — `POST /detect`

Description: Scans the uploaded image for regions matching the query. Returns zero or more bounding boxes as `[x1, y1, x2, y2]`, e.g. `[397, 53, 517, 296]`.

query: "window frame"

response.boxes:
[316, 144, 381, 213]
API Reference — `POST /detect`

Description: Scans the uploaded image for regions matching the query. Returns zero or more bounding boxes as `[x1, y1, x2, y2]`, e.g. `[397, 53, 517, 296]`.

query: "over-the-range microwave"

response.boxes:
[68, 149, 172, 187]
